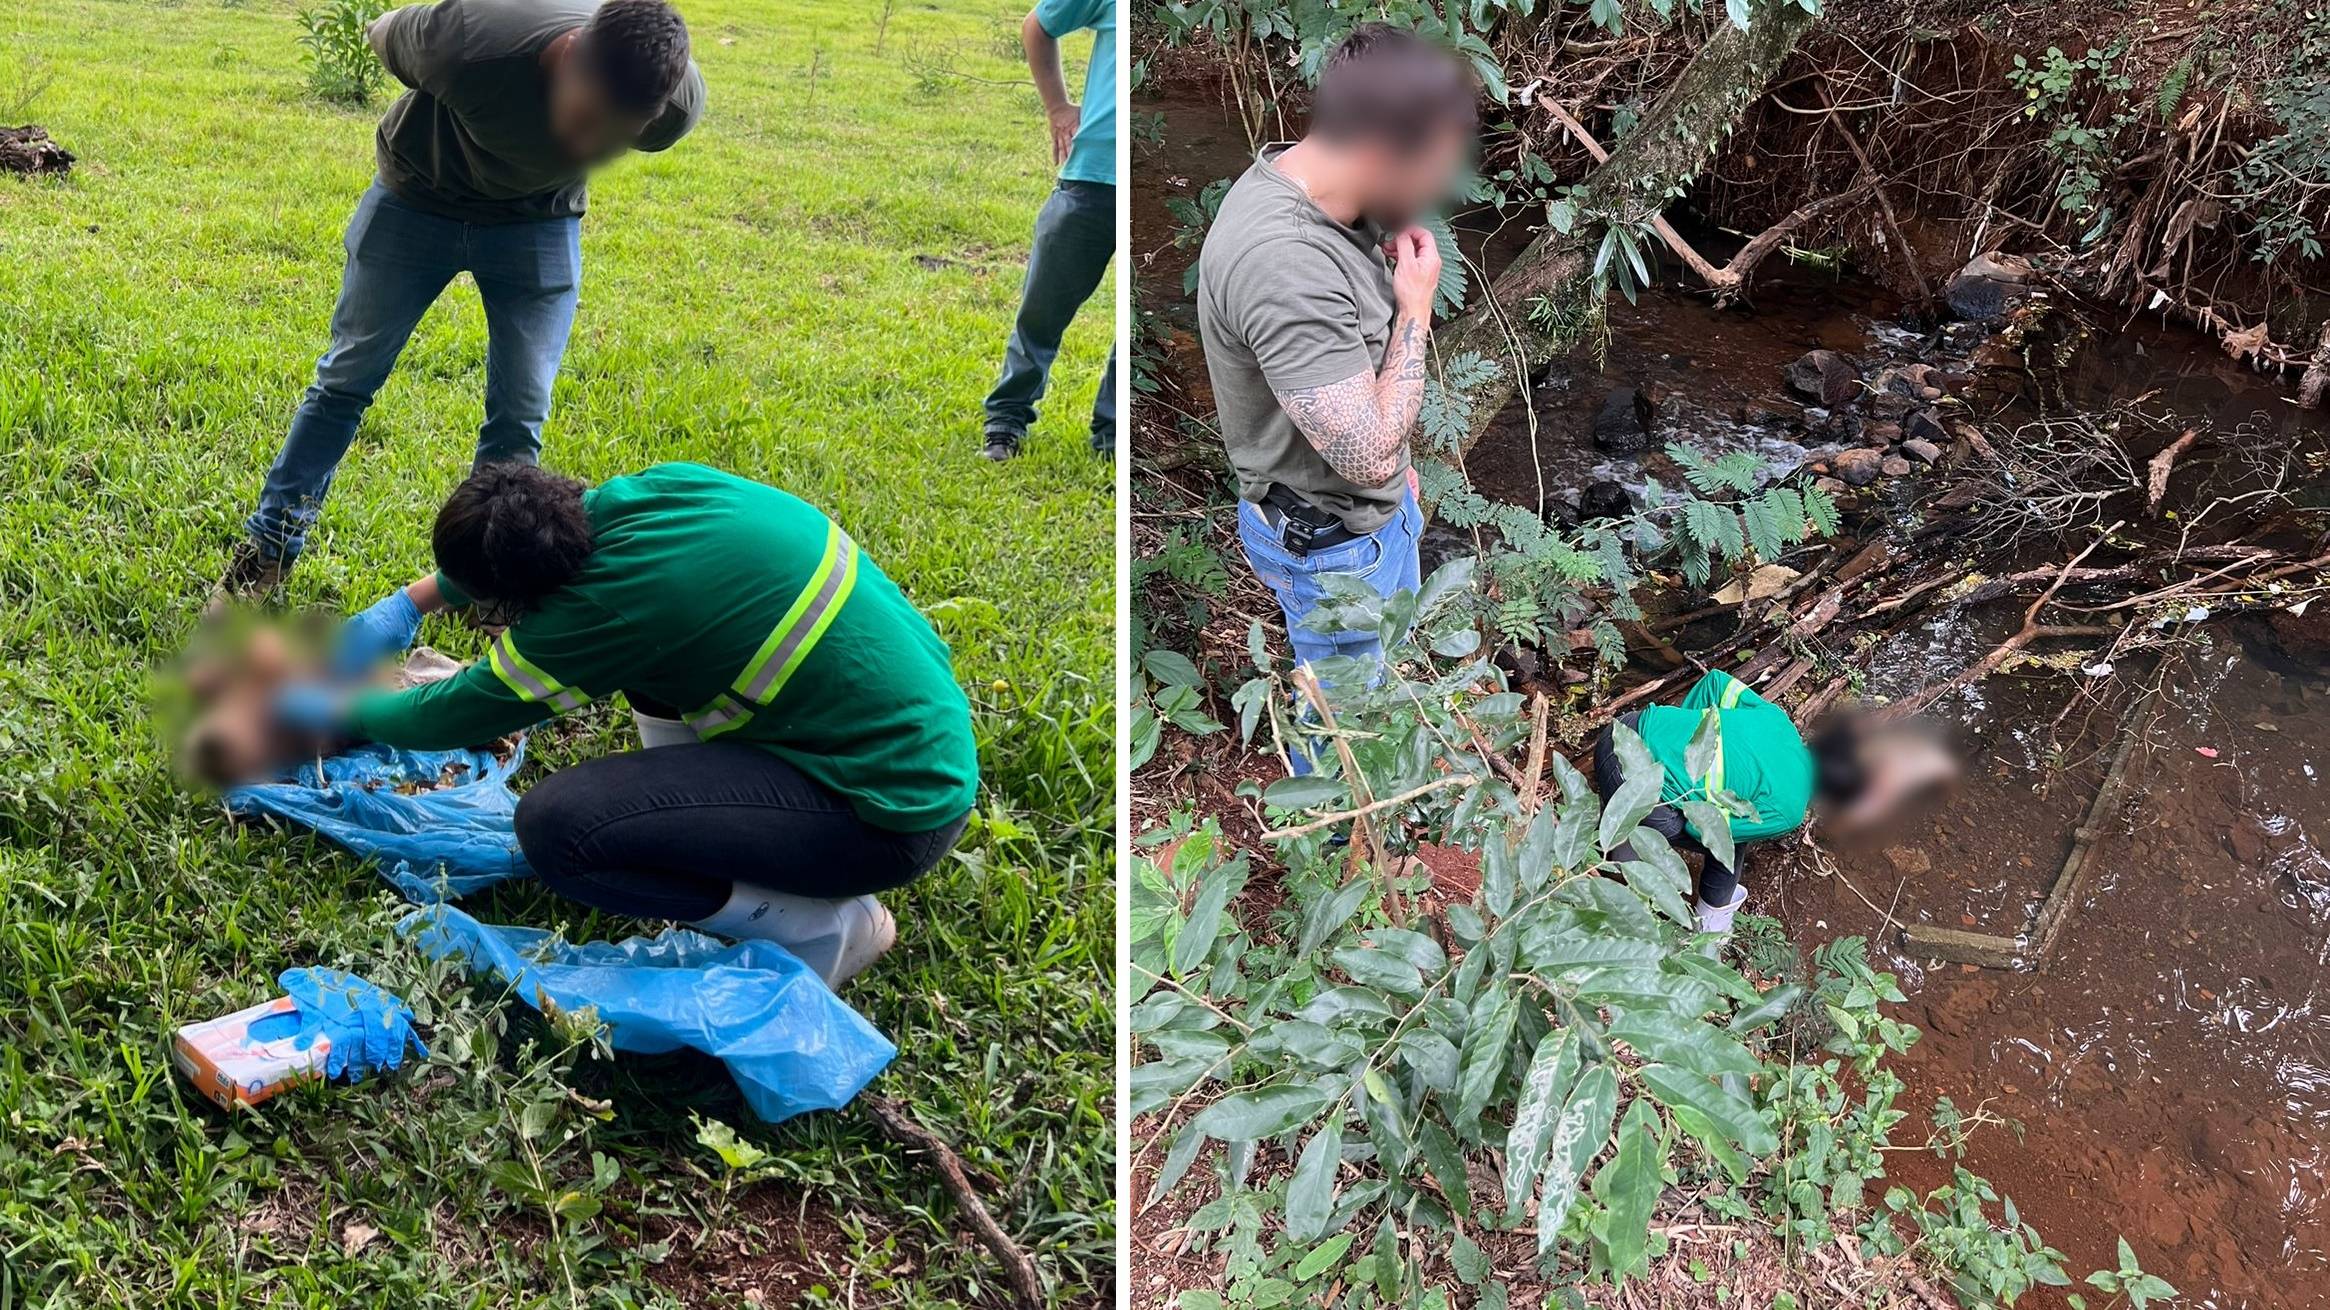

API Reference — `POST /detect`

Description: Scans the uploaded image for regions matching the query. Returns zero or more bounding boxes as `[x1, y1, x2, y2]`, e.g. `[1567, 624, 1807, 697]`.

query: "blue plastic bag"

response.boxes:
[255, 967, 429, 1080]
[399, 904, 895, 1122]
[225, 742, 531, 902]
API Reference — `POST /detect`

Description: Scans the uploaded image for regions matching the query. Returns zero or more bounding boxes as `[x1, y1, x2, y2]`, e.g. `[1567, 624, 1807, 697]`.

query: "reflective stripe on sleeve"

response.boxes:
[487, 631, 587, 713]
[1718, 676, 1748, 709]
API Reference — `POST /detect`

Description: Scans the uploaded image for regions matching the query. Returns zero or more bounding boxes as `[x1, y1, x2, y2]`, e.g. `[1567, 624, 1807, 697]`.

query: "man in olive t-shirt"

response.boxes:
[219, 0, 706, 599]
[1194, 25, 1474, 684]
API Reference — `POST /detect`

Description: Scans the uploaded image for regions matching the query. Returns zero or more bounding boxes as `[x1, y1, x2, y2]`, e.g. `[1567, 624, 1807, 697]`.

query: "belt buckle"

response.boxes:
[1279, 510, 1321, 559]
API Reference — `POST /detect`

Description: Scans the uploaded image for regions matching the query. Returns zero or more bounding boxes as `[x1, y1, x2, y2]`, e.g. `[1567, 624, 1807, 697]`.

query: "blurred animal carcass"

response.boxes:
[174, 613, 462, 786]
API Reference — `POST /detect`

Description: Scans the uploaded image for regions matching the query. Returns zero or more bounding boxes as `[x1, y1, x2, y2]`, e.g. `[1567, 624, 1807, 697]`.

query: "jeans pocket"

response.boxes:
[1235, 503, 1296, 593]
[1307, 530, 1386, 581]
[536, 220, 582, 293]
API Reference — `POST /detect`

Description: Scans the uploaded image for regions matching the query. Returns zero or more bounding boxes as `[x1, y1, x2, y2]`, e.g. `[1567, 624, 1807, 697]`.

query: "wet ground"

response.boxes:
[1137, 87, 2330, 1308]
[1788, 648, 2330, 1308]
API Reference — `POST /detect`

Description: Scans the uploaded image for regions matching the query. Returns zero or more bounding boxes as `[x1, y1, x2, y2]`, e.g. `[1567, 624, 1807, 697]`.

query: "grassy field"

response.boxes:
[0, 0, 1115, 1305]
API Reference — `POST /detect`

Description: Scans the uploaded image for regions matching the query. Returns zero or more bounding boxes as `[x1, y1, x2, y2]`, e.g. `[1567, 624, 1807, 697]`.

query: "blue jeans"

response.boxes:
[1237, 486, 1424, 673]
[983, 180, 1116, 447]
[246, 183, 583, 559]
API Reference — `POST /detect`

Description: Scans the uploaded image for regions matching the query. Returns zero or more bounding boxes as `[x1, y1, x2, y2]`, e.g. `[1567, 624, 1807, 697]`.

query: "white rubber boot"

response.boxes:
[634, 710, 695, 750]
[688, 885, 897, 988]
[1694, 886, 1750, 952]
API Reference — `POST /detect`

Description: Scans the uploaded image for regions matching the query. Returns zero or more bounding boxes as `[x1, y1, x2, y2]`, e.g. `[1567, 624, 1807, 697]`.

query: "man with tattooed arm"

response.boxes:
[1196, 25, 1477, 698]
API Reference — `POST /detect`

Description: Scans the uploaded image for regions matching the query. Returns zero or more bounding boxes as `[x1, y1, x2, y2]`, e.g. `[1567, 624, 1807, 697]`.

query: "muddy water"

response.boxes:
[1795, 651, 2330, 1307]
[1136, 89, 2330, 1307]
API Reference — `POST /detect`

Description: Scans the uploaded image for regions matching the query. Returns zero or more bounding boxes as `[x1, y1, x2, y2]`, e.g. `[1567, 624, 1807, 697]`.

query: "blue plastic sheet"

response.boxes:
[225, 742, 531, 902]
[399, 904, 895, 1122]
[259, 967, 429, 1080]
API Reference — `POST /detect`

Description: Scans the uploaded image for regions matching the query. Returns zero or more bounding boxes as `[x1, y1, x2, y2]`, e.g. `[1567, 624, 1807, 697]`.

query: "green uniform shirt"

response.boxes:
[373, 0, 706, 224]
[348, 464, 977, 832]
[1636, 670, 1814, 845]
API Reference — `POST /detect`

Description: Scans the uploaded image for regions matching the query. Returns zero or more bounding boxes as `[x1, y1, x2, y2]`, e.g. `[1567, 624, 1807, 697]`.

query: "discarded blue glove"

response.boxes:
[332, 589, 424, 679]
[275, 967, 427, 1081]
[274, 681, 353, 735]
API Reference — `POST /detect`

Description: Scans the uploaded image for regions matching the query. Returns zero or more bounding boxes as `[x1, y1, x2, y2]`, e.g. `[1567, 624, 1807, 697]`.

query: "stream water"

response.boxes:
[1137, 89, 2330, 1308]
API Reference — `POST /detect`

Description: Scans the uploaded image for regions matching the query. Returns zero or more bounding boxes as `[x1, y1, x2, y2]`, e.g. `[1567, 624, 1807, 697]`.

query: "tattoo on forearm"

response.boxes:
[1273, 312, 1433, 488]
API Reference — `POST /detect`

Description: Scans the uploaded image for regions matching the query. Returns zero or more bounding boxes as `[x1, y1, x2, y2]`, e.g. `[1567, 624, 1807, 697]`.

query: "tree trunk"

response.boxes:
[1437, 6, 1820, 459]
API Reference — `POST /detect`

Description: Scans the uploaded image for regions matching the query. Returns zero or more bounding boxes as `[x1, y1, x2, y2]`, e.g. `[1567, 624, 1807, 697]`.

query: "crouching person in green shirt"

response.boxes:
[1594, 668, 1953, 942]
[283, 461, 979, 987]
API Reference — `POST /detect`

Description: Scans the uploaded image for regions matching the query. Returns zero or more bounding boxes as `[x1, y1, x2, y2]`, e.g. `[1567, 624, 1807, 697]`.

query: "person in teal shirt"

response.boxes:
[980, 0, 1117, 461]
[1594, 669, 1954, 940]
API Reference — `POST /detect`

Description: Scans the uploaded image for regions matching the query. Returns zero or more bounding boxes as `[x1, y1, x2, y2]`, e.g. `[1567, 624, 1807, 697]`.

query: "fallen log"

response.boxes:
[1437, 5, 1822, 462]
[1901, 696, 2148, 970]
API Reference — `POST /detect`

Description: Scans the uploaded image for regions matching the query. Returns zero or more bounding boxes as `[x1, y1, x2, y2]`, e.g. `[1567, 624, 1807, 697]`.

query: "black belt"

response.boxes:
[1257, 486, 1362, 557]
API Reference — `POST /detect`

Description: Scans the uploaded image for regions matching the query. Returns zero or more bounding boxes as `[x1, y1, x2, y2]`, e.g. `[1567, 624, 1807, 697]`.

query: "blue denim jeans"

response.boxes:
[246, 183, 583, 559]
[983, 179, 1116, 447]
[1237, 486, 1425, 673]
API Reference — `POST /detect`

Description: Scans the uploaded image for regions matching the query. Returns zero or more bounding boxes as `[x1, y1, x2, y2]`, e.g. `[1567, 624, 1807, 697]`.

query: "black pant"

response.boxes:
[512, 741, 968, 921]
[1592, 712, 1742, 907]
[983, 179, 1117, 444]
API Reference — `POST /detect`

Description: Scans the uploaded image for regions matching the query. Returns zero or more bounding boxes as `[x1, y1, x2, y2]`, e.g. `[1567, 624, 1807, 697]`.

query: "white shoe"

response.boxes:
[688, 885, 897, 988]
[1694, 886, 1750, 949]
[634, 710, 695, 750]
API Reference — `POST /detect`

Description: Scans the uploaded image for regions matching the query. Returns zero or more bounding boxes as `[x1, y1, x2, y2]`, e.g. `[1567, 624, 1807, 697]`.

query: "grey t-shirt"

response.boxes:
[374, 0, 706, 224]
[1196, 145, 1403, 534]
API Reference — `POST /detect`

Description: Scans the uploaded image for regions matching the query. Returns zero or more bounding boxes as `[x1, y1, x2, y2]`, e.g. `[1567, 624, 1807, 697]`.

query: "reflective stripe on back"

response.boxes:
[683, 517, 864, 739]
[1719, 677, 1749, 709]
[734, 524, 859, 705]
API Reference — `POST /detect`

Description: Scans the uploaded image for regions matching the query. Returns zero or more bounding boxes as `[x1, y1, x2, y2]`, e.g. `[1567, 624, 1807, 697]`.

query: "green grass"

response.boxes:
[0, 0, 1116, 1305]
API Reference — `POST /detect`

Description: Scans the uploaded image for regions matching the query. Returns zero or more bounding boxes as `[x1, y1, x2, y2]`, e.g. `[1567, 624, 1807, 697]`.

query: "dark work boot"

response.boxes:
[206, 539, 291, 616]
[982, 429, 1023, 462]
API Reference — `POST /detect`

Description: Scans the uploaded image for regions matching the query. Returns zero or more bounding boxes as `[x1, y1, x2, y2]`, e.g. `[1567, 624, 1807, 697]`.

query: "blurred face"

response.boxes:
[1832, 726, 1959, 834]
[546, 61, 654, 164]
[1357, 126, 1471, 230]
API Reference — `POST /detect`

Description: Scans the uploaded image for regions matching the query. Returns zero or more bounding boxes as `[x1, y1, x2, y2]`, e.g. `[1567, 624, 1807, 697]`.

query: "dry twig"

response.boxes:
[862, 1095, 1044, 1310]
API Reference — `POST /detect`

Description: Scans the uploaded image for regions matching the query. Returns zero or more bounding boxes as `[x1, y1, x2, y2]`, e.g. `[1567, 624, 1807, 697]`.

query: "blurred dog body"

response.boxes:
[176, 616, 460, 786]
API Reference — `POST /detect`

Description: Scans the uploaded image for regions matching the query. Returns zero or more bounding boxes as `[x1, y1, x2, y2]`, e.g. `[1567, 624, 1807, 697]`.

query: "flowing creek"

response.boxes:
[1138, 90, 2330, 1308]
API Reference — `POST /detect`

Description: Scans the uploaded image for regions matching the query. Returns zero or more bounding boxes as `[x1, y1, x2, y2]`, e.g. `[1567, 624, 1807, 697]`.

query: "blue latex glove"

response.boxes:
[278, 967, 428, 1080]
[275, 681, 353, 736]
[332, 589, 424, 680]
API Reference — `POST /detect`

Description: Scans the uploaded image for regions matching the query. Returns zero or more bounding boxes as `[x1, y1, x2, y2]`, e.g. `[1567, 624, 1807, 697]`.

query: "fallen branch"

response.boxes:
[1521, 692, 1552, 812]
[1293, 666, 1405, 923]
[1262, 775, 1484, 841]
[2145, 428, 2200, 513]
[1533, 92, 1875, 306]
[1535, 95, 1729, 290]
[862, 1095, 1044, 1310]
[1875, 525, 2124, 723]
